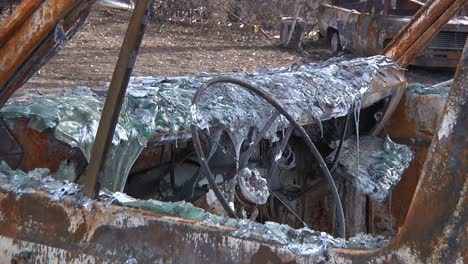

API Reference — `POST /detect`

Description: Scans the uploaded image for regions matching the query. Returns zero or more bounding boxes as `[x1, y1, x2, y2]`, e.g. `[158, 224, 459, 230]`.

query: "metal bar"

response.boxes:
[373, 0, 465, 135]
[384, 0, 446, 59]
[383, 0, 468, 67]
[431, 79, 453, 89]
[0, 0, 96, 109]
[396, 0, 468, 67]
[81, 0, 153, 198]
[0, 0, 75, 90]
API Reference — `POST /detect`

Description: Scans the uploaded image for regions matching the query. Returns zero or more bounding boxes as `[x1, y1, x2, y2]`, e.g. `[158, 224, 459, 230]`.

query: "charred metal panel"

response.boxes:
[385, 82, 450, 227]
[318, 4, 389, 56]
[0, 118, 87, 176]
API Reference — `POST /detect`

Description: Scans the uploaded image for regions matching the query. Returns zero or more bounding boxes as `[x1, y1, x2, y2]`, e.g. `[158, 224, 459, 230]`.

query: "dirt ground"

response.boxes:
[10, 5, 454, 96]
[17, 6, 303, 95]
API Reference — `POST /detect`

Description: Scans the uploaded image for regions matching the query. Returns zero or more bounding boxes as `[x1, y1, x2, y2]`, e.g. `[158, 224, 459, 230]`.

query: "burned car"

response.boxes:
[318, 0, 468, 67]
[0, 0, 466, 263]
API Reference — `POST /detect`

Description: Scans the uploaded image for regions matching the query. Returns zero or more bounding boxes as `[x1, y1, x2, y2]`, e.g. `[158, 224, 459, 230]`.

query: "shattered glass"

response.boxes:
[0, 161, 91, 204]
[328, 136, 414, 202]
[0, 56, 398, 192]
[406, 82, 450, 100]
[346, 233, 389, 249]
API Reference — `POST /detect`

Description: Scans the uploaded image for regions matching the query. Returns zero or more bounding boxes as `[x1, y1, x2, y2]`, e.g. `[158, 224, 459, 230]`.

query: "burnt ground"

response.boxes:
[7, 5, 454, 96]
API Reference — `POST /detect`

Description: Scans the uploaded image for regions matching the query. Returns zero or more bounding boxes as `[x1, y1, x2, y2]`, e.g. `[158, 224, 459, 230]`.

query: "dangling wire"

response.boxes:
[269, 187, 309, 228]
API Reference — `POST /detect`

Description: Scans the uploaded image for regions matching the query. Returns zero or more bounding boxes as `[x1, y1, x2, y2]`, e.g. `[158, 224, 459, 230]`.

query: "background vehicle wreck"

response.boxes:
[316, 0, 468, 68]
[0, 0, 466, 263]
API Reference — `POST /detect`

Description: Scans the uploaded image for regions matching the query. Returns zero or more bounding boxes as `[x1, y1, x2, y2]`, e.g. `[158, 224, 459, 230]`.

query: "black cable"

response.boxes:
[329, 111, 352, 173]
[191, 77, 346, 237]
[170, 144, 175, 189]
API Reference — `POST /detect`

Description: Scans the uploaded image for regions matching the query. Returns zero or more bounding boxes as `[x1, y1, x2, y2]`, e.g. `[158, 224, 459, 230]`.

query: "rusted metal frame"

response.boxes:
[81, 0, 154, 198]
[388, 40, 467, 262]
[396, 0, 468, 67]
[383, 0, 444, 59]
[0, 0, 77, 91]
[0, 187, 313, 263]
[0, 0, 96, 108]
[332, 40, 468, 263]
[383, 0, 466, 65]
[0, 0, 44, 48]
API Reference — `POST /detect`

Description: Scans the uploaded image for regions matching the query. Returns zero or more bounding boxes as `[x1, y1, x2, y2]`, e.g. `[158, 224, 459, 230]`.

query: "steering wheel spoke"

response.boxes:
[238, 111, 280, 169]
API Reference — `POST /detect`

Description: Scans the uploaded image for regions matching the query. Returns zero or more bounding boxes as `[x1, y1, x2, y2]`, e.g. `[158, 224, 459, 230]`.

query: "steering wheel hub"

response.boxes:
[237, 168, 269, 205]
